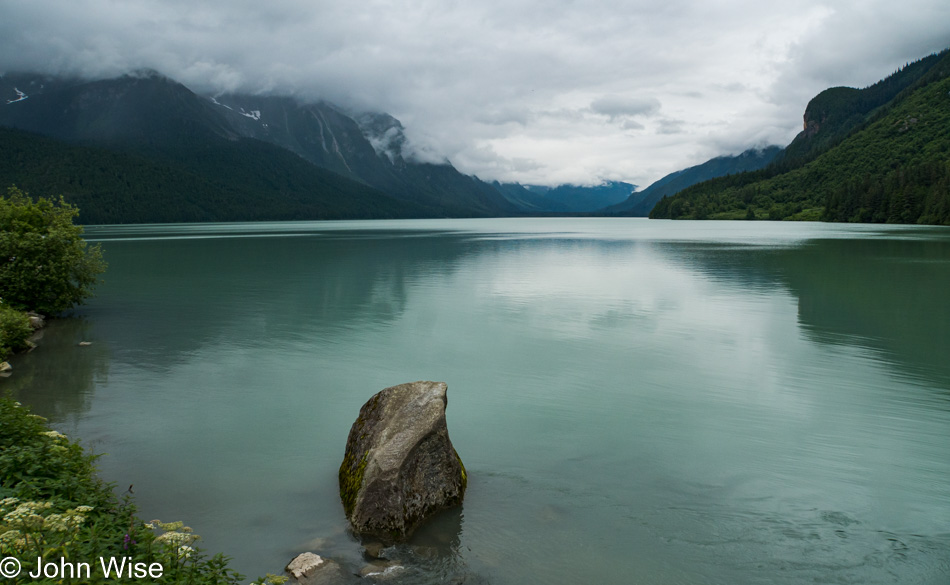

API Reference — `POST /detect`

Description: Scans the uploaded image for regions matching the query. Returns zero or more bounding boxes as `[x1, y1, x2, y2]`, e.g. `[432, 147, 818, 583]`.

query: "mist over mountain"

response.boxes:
[10, 47, 942, 226]
[0, 70, 517, 221]
[204, 92, 517, 216]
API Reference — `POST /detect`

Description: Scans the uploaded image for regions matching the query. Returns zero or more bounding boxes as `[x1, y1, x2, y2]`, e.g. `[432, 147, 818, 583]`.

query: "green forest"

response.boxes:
[0, 127, 423, 224]
[650, 49, 950, 224]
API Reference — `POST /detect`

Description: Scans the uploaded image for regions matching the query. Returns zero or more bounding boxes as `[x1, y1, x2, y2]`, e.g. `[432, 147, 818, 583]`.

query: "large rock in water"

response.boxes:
[339, 381, 467, 541]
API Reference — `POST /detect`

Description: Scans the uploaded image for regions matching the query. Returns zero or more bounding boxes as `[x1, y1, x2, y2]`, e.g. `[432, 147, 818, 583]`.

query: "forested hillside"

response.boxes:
[650, 49, 950, 224]
[0, 127, 422, 223]
[605, 147, 782, 216]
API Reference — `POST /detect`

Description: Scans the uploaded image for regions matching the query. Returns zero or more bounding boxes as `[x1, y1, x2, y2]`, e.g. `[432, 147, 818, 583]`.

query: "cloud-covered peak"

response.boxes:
[1, 0, 948, 187]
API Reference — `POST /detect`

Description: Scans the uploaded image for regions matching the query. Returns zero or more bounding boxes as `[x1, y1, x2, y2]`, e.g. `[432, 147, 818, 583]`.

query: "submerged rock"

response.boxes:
[358, 561, 404, 579]
[339, 381, 467, 542]
[286, 553, 326, 580]
[26, 312, 44, 330]
[285, 553, 351, 585]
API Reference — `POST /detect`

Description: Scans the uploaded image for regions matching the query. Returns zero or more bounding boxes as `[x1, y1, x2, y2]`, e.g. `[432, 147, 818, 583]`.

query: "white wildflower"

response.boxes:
[3, 501, 53, 526]
[156, 531, 196, 547]
[0, 529, 25, 548]
[44, 513, 70, 532]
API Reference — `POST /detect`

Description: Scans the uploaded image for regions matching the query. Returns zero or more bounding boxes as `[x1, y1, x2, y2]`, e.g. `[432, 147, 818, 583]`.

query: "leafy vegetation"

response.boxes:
[0, 187, 106, 315]
[650, 49, 950, 224]
[0, 303, 32, 361]
[0, 397, 248, 584]
[780, 50, 947, 167]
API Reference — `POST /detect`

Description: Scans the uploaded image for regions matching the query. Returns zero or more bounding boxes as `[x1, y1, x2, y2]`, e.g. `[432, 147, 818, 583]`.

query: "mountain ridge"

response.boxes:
[603, 146, 783, 216]
[494, 180, 636, 213]
[0, 71, 516, 221]
[650, 48, 950, 224]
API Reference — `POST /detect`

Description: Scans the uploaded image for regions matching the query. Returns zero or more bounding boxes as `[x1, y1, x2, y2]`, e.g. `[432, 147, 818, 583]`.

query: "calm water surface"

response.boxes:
[6, 218, 950, 584]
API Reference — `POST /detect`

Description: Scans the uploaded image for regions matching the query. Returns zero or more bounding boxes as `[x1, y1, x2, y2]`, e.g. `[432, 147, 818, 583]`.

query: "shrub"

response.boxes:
[0, 186, 106, 315]
[0, 303, 31, 361]
[0, 398, 245, 584]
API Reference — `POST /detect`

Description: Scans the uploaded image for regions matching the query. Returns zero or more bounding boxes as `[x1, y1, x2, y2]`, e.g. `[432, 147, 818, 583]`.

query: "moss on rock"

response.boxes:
[338, 381, 466, 542]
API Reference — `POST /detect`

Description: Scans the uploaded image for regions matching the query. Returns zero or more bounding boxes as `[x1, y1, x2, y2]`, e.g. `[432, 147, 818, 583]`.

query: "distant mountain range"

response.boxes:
[603, 146, 783, 216]
[494, 180, 635, 213]
[650, 47, 950, 224]
[4, 67, 880, 224]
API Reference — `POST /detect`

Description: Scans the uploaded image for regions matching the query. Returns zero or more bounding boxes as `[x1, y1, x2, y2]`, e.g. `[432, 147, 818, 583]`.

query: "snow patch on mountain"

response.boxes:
[208, 96, 261, 121]
[6, 88, 28, 104]
[209, 96, 233, 111]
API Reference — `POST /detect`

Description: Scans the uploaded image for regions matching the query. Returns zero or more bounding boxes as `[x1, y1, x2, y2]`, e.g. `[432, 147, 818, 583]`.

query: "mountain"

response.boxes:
[0, 125, 424, 224]
[0, 70, 513, 221]
[779, 50, 947, 167]
[0, 71, 236, 145]
[603, 146, 783, 216]
[494, 180, 635, 212]
[650, 48, 950, 224]
[183, 93, 516, 216]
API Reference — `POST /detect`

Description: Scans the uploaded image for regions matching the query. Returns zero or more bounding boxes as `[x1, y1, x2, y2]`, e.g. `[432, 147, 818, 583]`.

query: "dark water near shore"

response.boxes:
[5, 218, 950, 584]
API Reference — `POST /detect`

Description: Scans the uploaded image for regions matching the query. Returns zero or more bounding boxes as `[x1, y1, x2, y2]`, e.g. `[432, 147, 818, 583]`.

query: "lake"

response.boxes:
[6, 218, 950, 584]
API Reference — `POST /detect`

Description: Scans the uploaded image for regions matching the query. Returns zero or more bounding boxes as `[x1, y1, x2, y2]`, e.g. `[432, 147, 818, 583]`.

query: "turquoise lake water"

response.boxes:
[6, 218, 950, 584]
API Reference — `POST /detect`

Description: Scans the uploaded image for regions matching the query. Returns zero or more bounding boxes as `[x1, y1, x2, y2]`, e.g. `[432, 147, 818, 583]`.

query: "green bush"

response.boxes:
[0, 397, 246, 584]
[0, 186, 106, 315]
[0, 303, 31, 361]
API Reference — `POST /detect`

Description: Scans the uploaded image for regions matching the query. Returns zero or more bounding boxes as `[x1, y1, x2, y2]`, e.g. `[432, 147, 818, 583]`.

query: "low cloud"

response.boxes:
[1, 0, 949, 187]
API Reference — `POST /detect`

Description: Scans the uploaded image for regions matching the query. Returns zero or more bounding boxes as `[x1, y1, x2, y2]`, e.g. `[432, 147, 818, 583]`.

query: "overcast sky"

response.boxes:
[2, 0, 949, 187]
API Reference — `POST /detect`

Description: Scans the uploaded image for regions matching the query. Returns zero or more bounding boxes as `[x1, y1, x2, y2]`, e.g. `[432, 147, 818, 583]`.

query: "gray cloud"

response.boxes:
[656, 119, 686, 135]
[1, 0, 949, 187]
[590, 95, 662, 119]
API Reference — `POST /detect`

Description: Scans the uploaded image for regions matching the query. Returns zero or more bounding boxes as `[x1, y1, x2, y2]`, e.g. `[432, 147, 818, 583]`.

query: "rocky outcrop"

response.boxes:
[339, 381, 466, 542]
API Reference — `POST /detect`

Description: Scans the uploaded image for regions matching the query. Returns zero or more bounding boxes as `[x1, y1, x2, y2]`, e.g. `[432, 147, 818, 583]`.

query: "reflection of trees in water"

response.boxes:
[80, 232, 476, 374]
[1, 317, 110, 422]
[90, 229, 949, 392]
[655, 236, 950, 394]
[782, 239, 950, 388]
